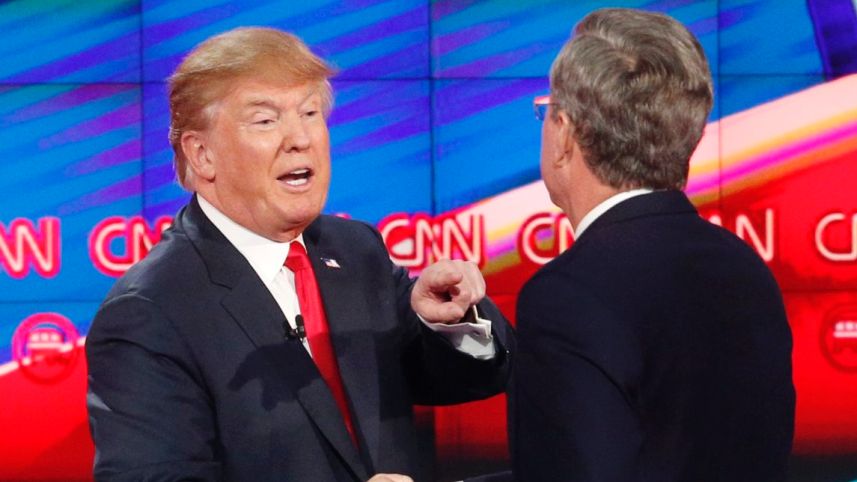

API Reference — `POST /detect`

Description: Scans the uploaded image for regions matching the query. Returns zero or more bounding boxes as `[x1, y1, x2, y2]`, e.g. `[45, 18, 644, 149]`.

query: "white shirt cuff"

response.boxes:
[419, 306, 496, 360]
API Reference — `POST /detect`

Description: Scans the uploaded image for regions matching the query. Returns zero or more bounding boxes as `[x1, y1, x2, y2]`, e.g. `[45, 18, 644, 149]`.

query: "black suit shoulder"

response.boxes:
[101, 221, 209, 302]
[308, 215, 390, 247]
[511, 192, 794, 481]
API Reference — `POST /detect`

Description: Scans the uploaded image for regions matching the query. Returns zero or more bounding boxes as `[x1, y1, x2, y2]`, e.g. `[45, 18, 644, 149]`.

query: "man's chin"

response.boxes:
[277, 212, 321, 237]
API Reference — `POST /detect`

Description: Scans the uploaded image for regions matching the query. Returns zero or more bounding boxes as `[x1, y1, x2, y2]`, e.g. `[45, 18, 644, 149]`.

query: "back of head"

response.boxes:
[168, 27, 335, 189]
[550, 8, 713, 190]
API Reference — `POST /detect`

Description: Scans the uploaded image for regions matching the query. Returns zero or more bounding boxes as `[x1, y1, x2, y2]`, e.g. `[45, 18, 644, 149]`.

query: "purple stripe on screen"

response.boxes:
[105, 67, 146, 83]
[144, 53, 185, 81]
[687, 16, 718, 36]
[642, 0, 700, 12]
[437, 43, 549, 78]
[486, 237, 515, 259]
[349, 0, 390, 9]
[314, 7, 426, 54]
[720, 120, 857, 185]
[8, 85, 132, 123]
[718, 7, 752, 30]
[434, 132, 468, 158]
[143, 5, 235, 48]
[432, 0, 481, 21]
[143, 0, 390, 64]
[70, 140, 141, 175]
[436, 78, 541, 125]
[58, 176, 142, 215]
[321, 0, 390, 15]
[341, 44, 428, 78]
[143, 138, 172, 159]
[433, 22, 509, 56]
[335, 115, 426, 154]
[687, 120, 857, 195]
[807, 0, 857, 77]
[330, 84, 425, 123]
[4, 32, 140, 84]
[143, 2, 420, 79]
[264, 0, 392, 44]
[144, 158, 178, 189]
[144, 197, 187, 219]
[143, 126, 170, 146]
[39, 103, 140, 148]
[684, 172, 720, 196]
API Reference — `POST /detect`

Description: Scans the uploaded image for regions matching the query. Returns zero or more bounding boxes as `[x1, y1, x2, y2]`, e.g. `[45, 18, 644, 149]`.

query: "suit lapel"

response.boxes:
[179, 198, 368, 480]
[179, 198, 287, 348]
[304, 218, 383, 472]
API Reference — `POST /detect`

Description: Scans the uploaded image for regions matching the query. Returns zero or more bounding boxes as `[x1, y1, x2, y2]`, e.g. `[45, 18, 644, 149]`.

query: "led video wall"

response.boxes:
[1, 1, 856, 480]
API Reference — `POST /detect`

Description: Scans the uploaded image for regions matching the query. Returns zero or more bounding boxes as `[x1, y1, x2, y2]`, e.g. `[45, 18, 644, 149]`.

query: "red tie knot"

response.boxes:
[285, 242, 310, 272]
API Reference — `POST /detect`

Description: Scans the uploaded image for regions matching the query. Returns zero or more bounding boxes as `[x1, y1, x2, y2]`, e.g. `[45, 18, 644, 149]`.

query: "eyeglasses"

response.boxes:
[533, 95, 555, 121]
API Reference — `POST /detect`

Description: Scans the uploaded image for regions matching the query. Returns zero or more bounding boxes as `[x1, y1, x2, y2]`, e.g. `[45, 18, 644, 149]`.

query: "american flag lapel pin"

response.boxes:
[321, 257, 341, 269]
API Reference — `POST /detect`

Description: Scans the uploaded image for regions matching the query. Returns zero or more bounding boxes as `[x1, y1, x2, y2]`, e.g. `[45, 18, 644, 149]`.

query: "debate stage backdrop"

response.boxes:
[1, 1, 856, 480]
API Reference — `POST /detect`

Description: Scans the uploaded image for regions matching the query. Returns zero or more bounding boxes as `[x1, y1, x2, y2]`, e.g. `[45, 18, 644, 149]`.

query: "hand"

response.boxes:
[367, 474, 414, 482]
[411, 259, 486, 324]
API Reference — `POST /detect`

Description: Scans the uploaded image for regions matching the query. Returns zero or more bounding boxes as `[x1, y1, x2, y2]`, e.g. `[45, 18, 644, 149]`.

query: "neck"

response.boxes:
[195, 188, 304, 243]
[563, 178, 619, 232]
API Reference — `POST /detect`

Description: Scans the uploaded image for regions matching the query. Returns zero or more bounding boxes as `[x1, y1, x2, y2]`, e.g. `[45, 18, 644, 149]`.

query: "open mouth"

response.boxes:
[279, 168, 312, 187]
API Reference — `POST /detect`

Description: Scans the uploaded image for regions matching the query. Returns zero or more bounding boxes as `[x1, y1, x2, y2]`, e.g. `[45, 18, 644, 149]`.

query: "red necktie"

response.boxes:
[285, 243, 357, 447]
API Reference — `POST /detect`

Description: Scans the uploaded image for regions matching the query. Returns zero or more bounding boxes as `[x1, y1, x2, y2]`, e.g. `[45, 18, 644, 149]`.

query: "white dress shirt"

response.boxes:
[197, 196, 495, 359]
[574, 189, 654, 239]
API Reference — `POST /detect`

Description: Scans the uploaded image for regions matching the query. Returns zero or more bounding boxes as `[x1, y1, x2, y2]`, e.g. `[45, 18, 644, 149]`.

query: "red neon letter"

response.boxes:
[89, 216, 172, 277]
[517, 213, 556, 265]
[0, 217, 61, 279]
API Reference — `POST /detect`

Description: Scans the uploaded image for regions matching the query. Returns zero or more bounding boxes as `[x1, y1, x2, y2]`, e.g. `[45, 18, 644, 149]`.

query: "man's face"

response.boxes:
[201, 77, 331, 241]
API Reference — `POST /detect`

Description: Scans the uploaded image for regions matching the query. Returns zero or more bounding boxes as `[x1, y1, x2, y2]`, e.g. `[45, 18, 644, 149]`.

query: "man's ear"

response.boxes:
[554, 110, 576, 167]
[180, 131, 215, 182]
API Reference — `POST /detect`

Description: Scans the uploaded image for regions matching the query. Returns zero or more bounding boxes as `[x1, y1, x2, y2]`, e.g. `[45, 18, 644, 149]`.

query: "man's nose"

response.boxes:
[281, 114, 311, 152]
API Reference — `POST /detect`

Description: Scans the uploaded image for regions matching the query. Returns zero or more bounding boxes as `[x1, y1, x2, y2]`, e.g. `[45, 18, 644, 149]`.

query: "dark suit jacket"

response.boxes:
[86, 197, 512, 481]
[509, 191, 794, 482]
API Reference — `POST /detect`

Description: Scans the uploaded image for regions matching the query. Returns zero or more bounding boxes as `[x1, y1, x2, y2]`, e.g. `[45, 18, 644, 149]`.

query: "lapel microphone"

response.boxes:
[284, 314, 307, 341]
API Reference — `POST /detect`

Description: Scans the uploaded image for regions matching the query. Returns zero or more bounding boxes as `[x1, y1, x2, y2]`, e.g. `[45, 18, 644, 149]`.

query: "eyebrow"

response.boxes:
[242, 90, 319, 112]
[243, 99, 279, 111]
[297, 90, 320, 108]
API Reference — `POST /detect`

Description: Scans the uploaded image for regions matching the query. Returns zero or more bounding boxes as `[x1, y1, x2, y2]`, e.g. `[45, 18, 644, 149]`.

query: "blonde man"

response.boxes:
[86, 27, 513, 482]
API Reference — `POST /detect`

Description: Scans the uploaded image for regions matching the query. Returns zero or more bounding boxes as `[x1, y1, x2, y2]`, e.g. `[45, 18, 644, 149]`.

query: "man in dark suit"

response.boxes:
[85, 27, 512, 482]
[509, 8, 794, 482]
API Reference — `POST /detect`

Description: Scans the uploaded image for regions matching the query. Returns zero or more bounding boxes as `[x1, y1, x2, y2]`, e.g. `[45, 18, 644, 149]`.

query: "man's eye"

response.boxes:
[302, 110, 319, 118]
[254, 118, 275, 125]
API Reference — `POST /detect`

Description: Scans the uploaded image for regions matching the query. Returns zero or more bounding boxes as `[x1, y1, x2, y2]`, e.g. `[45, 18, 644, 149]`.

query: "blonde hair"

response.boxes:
[168, 27, 335, 188]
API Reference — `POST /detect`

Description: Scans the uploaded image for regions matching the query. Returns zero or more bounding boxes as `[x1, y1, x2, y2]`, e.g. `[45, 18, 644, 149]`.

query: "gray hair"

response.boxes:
[550, 8, 713, 189]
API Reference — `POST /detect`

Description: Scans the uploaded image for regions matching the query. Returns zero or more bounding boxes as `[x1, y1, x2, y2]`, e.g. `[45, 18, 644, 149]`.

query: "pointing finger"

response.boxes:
[426, 268, 464, 291]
